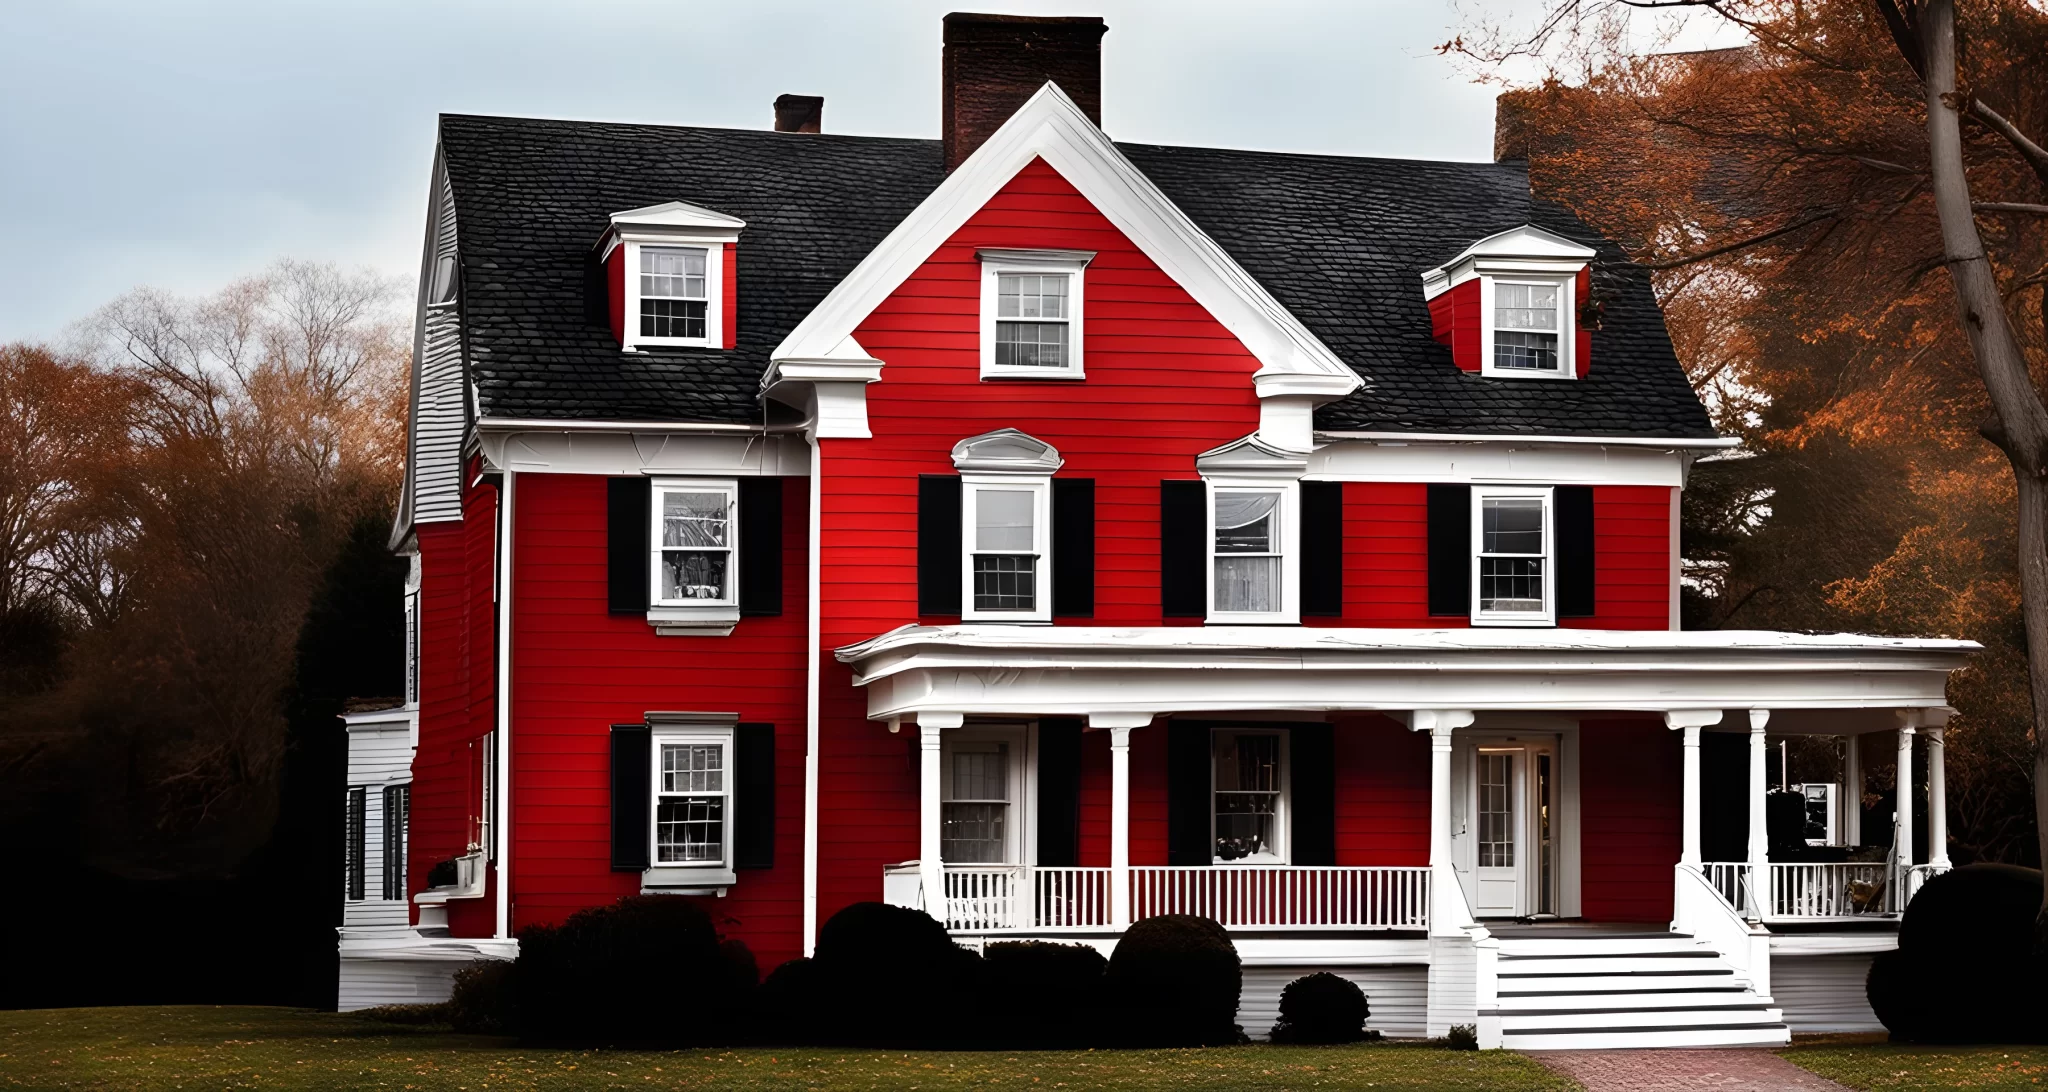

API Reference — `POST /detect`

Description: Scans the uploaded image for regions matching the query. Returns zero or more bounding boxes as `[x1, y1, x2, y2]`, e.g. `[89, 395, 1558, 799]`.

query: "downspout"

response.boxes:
[494, 470, 515, 939]
[802, 421, 823, 955]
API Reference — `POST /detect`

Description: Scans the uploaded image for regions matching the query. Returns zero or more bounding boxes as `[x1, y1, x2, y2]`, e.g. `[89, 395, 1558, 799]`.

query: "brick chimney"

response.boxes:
[774, 94, 824, 134]
[943, 12, 1106, 171]
[1493, 91, 1531, 162]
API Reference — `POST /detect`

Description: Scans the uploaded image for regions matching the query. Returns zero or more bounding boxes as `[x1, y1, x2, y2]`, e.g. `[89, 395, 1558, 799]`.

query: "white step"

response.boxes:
[1498, 954, 1726, 976]
[1499, 972, 1742, 995]
[1499, 990, 1769, 1012]
[1495, 935, 1704, 957]
[1505, 1023, 1792, 1051]
[1502, 1005, 1784, 1032]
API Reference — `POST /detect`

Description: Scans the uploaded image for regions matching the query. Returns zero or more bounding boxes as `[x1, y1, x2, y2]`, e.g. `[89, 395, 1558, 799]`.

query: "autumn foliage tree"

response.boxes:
[1452, 1, 2047, 868]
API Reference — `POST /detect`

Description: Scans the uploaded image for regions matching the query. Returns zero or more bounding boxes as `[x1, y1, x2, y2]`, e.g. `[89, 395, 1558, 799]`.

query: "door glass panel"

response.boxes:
[1478, 752, 1514, 868]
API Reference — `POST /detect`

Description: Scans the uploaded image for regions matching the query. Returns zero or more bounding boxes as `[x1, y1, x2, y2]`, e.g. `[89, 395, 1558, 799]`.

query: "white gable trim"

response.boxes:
[611, 200, 747, 232]
[768, 82, 1359, 399]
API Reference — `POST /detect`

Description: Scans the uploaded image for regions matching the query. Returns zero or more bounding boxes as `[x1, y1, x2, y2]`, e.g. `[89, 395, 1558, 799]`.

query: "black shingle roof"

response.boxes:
[438, 113, 1714, 439]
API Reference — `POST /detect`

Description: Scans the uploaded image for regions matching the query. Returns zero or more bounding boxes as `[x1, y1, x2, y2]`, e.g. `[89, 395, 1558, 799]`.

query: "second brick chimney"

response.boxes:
[942, 12, 1106, 171]
[774, 94, 824, 134]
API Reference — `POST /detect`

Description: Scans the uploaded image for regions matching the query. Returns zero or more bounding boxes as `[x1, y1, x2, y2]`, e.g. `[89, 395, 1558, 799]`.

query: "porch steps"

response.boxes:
[1493, 932, 1791, 1050]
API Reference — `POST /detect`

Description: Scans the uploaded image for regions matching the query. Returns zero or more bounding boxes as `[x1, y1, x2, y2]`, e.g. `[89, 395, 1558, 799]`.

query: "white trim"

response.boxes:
[492, 472, 513, 939]
[768, 82, 1358, 398]
[609, 200, 747, 234]
[1307, 438, 1686, 488]
[980, 251, 1089, 380]
[951, 428, 1064, 475]
[475, 417, 782, 433]
[1471, 486, 1555, 627]
[1479, 274, 1576, 381]
[477, 430, 811, 478]
[622, 240, 725, 351]
[961, 475, 1053, 623]
[1316, 429, 1737, 450]
[802, 429, 823, 955]
[647, 478, 741, 632]
[1420, 225, 1596, 299]
[1206, 480, 1299, 625]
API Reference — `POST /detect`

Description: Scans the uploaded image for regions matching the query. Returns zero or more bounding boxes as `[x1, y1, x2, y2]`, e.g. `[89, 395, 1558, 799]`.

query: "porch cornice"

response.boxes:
[834, 624, 1977, 723]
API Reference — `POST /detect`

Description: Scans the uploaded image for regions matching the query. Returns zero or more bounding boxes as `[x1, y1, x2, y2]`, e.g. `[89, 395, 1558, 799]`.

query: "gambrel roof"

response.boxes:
[435, 111, 1715, 439]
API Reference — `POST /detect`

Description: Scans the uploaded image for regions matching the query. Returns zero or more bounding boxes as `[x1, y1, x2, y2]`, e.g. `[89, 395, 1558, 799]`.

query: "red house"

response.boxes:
[337, 14, 1976, 1049]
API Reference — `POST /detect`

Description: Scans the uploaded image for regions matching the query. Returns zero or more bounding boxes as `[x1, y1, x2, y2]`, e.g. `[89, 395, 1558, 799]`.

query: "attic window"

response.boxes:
[641, 248, 708, 340]
[979, 249, 1092, 380]
[1492, 282, 1562, 372]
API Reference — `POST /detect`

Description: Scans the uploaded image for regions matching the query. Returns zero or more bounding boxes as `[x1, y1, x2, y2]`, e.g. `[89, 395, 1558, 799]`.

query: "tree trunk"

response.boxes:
[1916, 0, 2048, 923]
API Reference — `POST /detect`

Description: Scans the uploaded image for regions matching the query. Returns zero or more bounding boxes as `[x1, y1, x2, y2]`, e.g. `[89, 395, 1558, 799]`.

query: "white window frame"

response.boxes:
[939, 724, 1032, 866]
[645, 726, 738, 892]
[1471, 485, 1556, 627]
[1479, 274, 1575, 380]
[961, 475, 1052, 623]
[621, 240, 724, 351]
[1211, 727, 1289, 866]
[979, 249, 1090, 380]
[648, 478, 741, 633]
[1205, 481, 1300, 625]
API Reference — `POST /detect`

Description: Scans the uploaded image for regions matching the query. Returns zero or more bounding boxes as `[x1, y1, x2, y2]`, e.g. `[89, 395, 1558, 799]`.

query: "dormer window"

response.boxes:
[1421, 225, 1594, 381]
[1488, 278, 1569, 375]
[600, 201, 745, 352]
[979, 249, 1092, 380]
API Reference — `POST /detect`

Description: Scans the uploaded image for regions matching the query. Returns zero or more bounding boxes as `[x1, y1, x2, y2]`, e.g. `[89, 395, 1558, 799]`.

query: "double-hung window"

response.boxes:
[344, 787, 367, 901]
[381, 784, 410, 900]
[640, 246, 709, 341]
[980, 250, 1090, 379]
[654, 734, 731, 867]
[941, 739, 1014, 863]
[1212, 729, 1287, 864]
[1472, 487, 1554, 625]
[649, 479, 739, 631]
[1207, 485, 1297, 623]
[961, 478, 1050, 622]
[1482, 276, 1574, 378]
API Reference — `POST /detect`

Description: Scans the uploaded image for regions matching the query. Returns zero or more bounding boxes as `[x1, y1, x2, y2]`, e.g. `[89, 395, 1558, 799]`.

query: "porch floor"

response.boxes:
[1485, 921, 1675, 939]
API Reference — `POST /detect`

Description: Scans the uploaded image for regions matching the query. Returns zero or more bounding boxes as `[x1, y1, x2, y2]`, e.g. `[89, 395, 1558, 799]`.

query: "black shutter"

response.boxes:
[1052, 478, 1096, 617]
[1167, 722, 1212, 865]
[345, 787, 367, 901]
[1556, 485, 1596, 618]
[610, 723, 651, 871]
[1289, 724, 1336, 865]
[917, 475, 962, 616]
[1160, 480, 1207, 618]
[1301, 480, 1345, 617]
[1036, 717, 1084, 867]
[1426, 483, 1472, 617]
[739, 478, 784, 616]
[736, 723, 775, 869]
[607, 477, 651, 615]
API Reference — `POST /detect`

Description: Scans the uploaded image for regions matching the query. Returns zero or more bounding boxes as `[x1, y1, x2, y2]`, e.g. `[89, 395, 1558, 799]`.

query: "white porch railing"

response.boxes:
[1129, 866, 1430, 930]
[1703, 860, 1949, 921]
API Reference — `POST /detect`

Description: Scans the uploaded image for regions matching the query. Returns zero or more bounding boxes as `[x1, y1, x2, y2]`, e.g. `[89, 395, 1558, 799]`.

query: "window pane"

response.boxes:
[994, 322, 1068, 369]
[641, 247, 707, 288]
[997, 273, 1067, 319]
[1482, 498, 1543, 554]
[972, 554, 1036, 611]
[942, 802, 1007, 863]
[1495, 283, 1557, 330]
[1214, 492, 1277, 553]
[950, 747, 1009, 801]
[661, 743, 724, 793]
[641, 298, 707, 339]
[662, 550, 728, 601]
[1479, 557, 1544, 612]
[1217, 734, 1280, 792]
[656, 796, 724, 862]
[1214, 735, 1280, 861]
[975, 489, 1034, 551]
[1479, 752, 1514, 867]
[1215, 555, 1278, 612]
[1493, 330, 1559, 371]
[663, 492, 729, 548]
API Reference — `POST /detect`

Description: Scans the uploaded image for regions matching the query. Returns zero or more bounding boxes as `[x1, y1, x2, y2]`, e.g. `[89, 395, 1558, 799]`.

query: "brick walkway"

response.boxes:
[1531, 1049, 1854, 1091]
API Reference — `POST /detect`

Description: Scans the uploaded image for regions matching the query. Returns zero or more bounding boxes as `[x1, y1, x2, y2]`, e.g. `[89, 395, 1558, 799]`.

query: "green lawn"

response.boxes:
[1783, 1035, 2048, 1090]
[0, 1006, 1574, 1091]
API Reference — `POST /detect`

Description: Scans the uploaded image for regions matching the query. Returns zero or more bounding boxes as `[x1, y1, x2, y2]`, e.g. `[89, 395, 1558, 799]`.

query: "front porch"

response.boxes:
[842, 624, 1976, 1047]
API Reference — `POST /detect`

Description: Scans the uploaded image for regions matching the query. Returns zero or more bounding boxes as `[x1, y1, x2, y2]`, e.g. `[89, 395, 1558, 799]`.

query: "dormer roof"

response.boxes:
[1421, 224, 1598, 300]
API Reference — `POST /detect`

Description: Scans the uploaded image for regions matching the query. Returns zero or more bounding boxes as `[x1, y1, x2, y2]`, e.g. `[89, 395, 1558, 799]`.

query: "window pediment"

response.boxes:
[951, 429, 1063, 474]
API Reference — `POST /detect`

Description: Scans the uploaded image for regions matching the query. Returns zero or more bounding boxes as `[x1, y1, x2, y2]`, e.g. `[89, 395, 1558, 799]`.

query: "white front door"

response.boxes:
[1473, 748, 1526, 917]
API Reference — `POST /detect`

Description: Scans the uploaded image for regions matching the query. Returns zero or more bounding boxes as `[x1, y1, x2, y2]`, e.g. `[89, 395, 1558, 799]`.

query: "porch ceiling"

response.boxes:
[834, 625, 1977, 723]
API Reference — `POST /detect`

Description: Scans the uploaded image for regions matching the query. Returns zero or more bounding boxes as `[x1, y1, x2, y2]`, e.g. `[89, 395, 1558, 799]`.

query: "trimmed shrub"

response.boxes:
[1442, 1024, 1478, 1050]
[1105, 914, 1244, 1046]
[802, 902, 983, 1046]
[1867, 864, 2048, 1043]
[1269, 971, 1378, 1044]
[980, 940, 1109, 1047]
[446, 959, 516, 1035]
[513, 894, 751, 1047]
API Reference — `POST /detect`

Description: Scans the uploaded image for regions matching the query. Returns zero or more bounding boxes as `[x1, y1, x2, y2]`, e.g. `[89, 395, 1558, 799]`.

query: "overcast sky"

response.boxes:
[0, 1, 1737, 343]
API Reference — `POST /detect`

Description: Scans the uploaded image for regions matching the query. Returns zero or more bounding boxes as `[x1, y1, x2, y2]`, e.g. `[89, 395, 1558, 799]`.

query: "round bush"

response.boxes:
[1269, 971, 1376, 1044]
[980, 940, 1109, 1047]
[513, 894, 750, 1047]
[1105, 914, 1243, 1046]
[446, 959, 516, 1035]
[1867, 864, 2047, 1043]
[807, 902, 981, 1046]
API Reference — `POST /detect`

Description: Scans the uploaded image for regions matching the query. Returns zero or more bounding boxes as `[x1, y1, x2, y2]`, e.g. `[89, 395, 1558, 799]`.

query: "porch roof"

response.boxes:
[834, 625, 1977, 726]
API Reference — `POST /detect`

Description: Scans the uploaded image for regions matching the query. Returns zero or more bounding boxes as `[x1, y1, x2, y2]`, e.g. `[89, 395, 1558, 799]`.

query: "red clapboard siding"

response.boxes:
[606, 247, 624, 347]
[1341, 481, 1468, 628]
[1566, 485, 1672, 631]
[811, 156, 1268, 926]
[410, 518, 472, 922]
[722, 243, 737, 349]
[506, 473, 811, 970]
[1575, 267, 1593, 378]
[1333, 715, 1430, 865]
[1578, 718, 1679, 922]
[1427, 280, 1482, 372]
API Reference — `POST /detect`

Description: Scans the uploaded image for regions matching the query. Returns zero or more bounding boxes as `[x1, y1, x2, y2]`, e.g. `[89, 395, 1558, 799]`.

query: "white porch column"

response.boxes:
[1664, 709, 1723, 869]
[1927, 725, 1950, 868]
[1747, 710, 1771, 916]
[1408, 709, 1475, 934]
[1091, 712, 1154, 930]
[1895, 718, 1916, 873]
[1842, 733, 1863, 846]
[917, 712, 963, 924]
